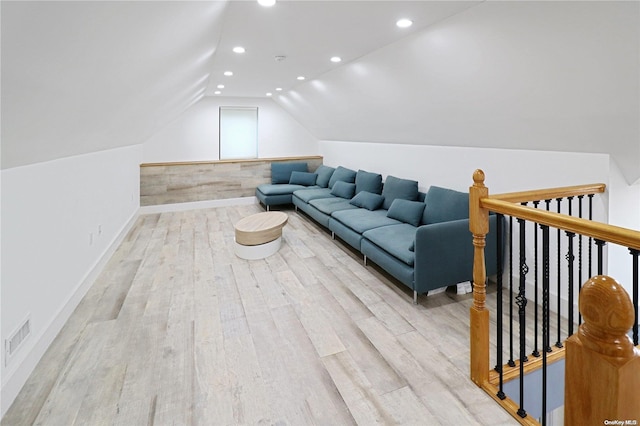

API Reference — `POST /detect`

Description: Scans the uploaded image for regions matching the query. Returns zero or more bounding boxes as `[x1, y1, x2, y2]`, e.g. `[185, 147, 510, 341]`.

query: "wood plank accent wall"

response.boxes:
[140, 156, 323, 206]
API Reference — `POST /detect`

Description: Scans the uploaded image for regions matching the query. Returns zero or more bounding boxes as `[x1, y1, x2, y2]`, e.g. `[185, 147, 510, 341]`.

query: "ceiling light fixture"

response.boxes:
[257, 0, 276, 7]
[217, 84, 225, 89]
[224, 71, 233, 76]
[233, 46, 246, 54]
[330, 56, 342, 63]
[266, 92, 273, 96]
[275, 87, 283, 91]
[297, 76, 305, 81]
[214, 91, 222, 95]
[396, 18, 413, 28]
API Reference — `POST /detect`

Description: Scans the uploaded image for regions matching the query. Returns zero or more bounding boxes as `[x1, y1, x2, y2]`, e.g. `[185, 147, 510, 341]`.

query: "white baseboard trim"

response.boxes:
[139, 196, 258, 215]
[1, 210, 140, 418]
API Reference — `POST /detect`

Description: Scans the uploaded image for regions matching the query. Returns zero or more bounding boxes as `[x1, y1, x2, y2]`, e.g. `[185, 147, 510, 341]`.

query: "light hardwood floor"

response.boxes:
[2, 204, 518, 426]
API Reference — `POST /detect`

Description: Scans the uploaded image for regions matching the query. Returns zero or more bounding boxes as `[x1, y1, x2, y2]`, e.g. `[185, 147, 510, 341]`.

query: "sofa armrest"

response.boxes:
[414, 215, 499, 294]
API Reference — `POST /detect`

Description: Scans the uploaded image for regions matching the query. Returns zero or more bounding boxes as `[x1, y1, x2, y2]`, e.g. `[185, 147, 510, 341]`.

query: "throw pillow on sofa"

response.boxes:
[314, 165, 336, 188]
[381, 175, 419, 210]
[331, 181, 356, 199]
[355, 170, 383, 195]
[289, 171, 317, 186]
[349, 191, 384, 211]
[387, 199, 426, 227]
[271, 162, 308, 184]
[328, 166, 357, 189]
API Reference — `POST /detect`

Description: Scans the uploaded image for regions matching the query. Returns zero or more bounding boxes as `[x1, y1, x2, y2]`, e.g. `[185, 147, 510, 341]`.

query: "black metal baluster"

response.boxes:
[544, 199, 552, 353]
[566, 197, 575, 337]
[578, 195, 584, 325]
[556, 198, 563, 348]
[631, 248, 639, 346]
[541, 224, 551, 426]
[588, 194, 594, 278]
[532, 201, 540, 358]
[508, 216, 515, 367]
[566, 231, 575, 336]
[595, 239, 606, 275]
[496, 214, 506, 400]
[517, 217, 528, 418]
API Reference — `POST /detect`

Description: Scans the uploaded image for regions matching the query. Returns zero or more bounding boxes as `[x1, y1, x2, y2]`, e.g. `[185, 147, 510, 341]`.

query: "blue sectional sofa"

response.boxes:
[255, 162, 500, 303]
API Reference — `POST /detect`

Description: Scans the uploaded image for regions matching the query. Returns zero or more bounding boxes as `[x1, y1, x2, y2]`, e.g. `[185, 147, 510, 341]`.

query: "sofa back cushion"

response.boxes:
[272, 162, 308, 184]
[349, 191, 385, 211]
[387, 199, 426, 227]
[289, 171, 317, 186]
[355, 170, 383, 195]
[328, 166, 357, 189]
[381, 175, 419, 210]
[314, 165, 336, 188]
[422, 186, 469, 225]
[331, 181, 356, 199]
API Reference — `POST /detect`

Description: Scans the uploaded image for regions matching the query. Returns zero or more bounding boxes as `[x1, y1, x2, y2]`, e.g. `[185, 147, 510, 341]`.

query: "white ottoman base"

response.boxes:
[234, 237, 282, 260]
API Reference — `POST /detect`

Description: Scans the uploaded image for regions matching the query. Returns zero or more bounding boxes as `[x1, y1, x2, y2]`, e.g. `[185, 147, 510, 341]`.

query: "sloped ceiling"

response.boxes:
[1, 1, 227, 169]
[2, 1, 639, 184]
[273, 1, 640, 184]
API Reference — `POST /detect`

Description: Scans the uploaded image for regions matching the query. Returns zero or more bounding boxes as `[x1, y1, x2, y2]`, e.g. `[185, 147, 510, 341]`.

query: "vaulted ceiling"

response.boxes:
[2, 1, 639, 183]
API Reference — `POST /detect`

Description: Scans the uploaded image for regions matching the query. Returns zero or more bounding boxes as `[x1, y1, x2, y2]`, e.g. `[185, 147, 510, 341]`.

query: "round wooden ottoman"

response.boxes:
[234, 211, 288, 260]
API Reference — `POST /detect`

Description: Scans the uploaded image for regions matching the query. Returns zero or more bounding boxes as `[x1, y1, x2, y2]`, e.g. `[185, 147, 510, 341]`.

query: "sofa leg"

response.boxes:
[266, 205, 270, 212]
[413, 291, 418, 305]
[294, 205, 298, 212]
[363, 255, 367, 266]
[331, 231, 335, 240]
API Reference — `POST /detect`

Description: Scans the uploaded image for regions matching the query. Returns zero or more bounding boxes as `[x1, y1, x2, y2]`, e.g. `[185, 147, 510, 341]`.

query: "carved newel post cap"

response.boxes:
[472, 169, 485, 186]
[579, 275, 635, 356]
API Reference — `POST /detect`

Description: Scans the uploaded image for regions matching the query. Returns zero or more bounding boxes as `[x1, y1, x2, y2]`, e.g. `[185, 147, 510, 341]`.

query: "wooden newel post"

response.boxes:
[565, 275, 640, 425]
[469, 169, 490, 386]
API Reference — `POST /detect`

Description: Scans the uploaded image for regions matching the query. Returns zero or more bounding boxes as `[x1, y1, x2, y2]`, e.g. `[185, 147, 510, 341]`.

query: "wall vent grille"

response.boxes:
[5, 316, 31, 366]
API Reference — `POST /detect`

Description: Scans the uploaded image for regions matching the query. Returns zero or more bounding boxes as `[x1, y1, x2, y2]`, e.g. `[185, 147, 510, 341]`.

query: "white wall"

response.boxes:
[142, 96, 318, 163]
[607, 159, 640, 291]
[0, 145, 141, 416]
[278, 1, 639, 184]
[320, 140, 610, 197]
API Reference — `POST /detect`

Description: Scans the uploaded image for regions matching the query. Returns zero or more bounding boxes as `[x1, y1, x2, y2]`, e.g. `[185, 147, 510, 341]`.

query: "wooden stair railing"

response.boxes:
[565, 275, 640, 425]
[469, 169, 640, 424]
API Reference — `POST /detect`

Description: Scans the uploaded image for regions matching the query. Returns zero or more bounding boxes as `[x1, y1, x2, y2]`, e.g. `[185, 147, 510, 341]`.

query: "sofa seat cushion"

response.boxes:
[363, 223, 417, 266]
[293, 187, 333, 203]
[257, 183, 309, 195]
[309, 197, 358, 215]
[332, 209, 401, 234]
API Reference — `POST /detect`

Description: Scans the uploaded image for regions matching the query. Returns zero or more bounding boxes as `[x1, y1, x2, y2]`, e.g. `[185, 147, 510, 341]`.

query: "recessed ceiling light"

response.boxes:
[297, 76, 305, 81]
[224, 71, 233, 76]
[396, 18, 413, 28]
[217, 84, 225, 89]
[233, 46, 246, 54]
[275, 87, 283, 91]
[266, 92, 273, 96]
[214, 91, 221, 95]
[330, 56, 342, 63]
[257, 0, 276, 6]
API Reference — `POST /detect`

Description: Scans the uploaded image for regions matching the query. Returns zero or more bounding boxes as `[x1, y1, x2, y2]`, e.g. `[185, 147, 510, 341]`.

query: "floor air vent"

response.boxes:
[5, 316, 31, 366]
